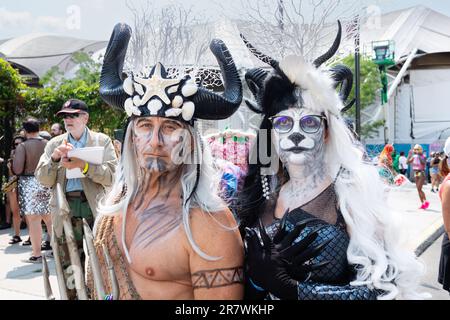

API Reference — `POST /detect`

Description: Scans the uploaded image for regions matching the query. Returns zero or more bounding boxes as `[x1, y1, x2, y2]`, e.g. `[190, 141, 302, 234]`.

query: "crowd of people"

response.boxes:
[0, 118, 67, 261]
[0, 21, 448, 300]
[376, 142, 450, 294]
[376, 143, 450, 210]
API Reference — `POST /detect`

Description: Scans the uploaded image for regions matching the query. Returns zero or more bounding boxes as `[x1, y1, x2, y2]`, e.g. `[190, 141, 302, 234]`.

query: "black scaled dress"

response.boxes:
[250, 184, 381, 300]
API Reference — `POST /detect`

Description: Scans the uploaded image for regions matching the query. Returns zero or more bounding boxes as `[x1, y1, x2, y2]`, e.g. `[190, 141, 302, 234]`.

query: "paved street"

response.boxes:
[419, 234, 449, 300]
[0, 228, 58, 300]
[0, 182, 447, 300]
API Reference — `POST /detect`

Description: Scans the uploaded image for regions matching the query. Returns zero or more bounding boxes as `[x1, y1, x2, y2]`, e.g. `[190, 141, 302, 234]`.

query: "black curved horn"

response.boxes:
[313, 21, 342, 68]
[341, 98, 356, 113]
[240, 34, 279, 70]
[191, 39, 242, 120]
[243, 68, 268, 114]
[245, 68, 269, 97]
[245, 99, 263, 114]
[99, 23, 132, 111]
[329, 64, 353, 103]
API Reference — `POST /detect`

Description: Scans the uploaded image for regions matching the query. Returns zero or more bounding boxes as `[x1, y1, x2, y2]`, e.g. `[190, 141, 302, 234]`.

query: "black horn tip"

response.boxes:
[104, 23, 132, 59]
[245, 99, 264, 114]
[111, 23, 132, 39]
[313, 20, 342, 68]
[209, 38, 231, 62]
[210, 38, 225, 47]
[240, 34, 279, 70]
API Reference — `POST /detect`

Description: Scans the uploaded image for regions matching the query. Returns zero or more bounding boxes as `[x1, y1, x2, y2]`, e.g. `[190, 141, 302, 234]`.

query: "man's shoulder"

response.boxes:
[187, 207, 243, 260]
[189, 207, 240, 237]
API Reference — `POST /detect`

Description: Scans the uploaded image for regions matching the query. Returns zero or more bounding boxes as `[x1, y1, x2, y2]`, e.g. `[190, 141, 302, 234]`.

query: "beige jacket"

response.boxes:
[35, 128, 118, 236]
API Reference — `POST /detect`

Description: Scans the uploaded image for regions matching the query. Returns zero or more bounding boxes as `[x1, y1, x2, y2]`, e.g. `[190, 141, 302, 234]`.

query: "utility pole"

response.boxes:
[354, 15, 361, 137]
[278, 0, 284, 31]
[278, 0, 285, 57]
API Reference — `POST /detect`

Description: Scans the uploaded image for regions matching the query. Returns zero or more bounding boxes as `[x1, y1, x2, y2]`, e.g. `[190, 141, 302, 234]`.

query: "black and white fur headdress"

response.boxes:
[100, 23, 242, 125]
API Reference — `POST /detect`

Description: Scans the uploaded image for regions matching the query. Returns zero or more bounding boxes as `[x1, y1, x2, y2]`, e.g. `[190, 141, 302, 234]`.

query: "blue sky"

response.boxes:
[1, 0, 449, 40]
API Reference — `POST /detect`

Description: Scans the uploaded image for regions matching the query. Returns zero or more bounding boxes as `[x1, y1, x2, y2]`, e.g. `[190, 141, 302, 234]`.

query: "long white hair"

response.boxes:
[96, 119, 228, 263]
[279, 55, 428, 300]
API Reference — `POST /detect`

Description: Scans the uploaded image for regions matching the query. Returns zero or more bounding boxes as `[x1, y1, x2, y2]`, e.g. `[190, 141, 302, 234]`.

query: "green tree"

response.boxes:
[23, 52, 126, 136]
[334, 55, 383, 138]
[0, 58, 25, 117]
[0, 58, 26, 206]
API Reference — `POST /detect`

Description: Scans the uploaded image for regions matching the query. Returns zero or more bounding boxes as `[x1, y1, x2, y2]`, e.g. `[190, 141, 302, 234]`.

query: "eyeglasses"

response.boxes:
[61, 113, 81, 119]
[269, 114, 327, 134]
[14, 143, 20, 146]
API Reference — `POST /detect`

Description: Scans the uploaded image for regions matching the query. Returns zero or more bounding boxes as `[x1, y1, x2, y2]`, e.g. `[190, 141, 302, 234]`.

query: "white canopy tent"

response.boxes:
[351, 6, 450, 148]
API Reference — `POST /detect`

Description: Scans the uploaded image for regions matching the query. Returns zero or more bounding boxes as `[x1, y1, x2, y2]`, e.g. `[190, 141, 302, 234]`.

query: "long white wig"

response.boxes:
[96, 119, 229, 263]
[278, 56, 428, 300]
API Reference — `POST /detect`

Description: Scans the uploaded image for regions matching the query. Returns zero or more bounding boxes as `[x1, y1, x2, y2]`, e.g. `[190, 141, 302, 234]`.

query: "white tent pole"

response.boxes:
[383, 48, 418, 144]
[387, 48, 418, 100]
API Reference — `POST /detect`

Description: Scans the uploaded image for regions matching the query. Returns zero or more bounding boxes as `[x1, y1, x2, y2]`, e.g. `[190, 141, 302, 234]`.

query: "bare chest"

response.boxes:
[114, 208, 191, 284]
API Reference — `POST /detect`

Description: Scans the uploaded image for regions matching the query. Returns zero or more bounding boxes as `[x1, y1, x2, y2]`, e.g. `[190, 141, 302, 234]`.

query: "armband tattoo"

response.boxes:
[192, 266, 244, 289]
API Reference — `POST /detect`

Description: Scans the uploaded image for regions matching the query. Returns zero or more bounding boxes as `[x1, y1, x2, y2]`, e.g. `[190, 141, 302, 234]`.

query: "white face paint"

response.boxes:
[271, 107, 327, 167]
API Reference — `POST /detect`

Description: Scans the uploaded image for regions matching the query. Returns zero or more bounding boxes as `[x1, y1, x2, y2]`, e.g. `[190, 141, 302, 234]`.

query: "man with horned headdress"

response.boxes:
[237, 22, 427, 300]
[79, 23, 244, 300]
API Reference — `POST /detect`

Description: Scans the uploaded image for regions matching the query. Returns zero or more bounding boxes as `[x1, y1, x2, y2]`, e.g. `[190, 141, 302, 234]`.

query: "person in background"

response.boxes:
[38, 130, 53, 246]
[39, 131, 52, 141]
[50, 123, 65, 138]
[408, 144, 429, 210]
[392, 149, 400, 174]
[431, 152, 441, 193]
[6, 136, 25, 244]
[13, 118, 52, 263]
[378, 144, 396, 184]
[438, 137, 450, 294]
[113, 129, 124, 158]
[399, 151, 408, 176]
[439, 152, 446, 186]
[113, 140, 122, 158]
[0, 135, 26, 234]
[426, 152, 433, 184]
[35, 98, 118, 299]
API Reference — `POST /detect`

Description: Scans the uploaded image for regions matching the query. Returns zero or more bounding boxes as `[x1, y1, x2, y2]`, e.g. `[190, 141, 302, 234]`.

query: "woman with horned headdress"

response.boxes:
[237, 21, 427, 300]
[82, 23, 244, 300]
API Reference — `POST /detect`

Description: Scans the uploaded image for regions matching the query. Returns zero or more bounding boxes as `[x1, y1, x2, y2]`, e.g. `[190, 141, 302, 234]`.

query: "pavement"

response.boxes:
[419, 234, 450, 300]
[0, 182, 445, 300]
[0, 228, 59, 300]
[387, 182, 444, 255]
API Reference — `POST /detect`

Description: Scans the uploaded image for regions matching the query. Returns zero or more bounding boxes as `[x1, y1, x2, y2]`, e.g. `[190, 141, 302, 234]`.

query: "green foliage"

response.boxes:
[0, 58, 25, 117]
[22, 52, 126, 135]
[334, 55, 384, 138]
